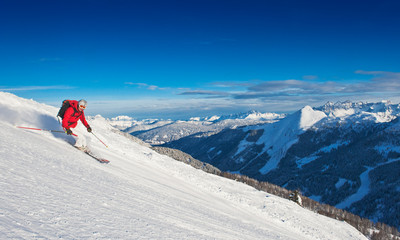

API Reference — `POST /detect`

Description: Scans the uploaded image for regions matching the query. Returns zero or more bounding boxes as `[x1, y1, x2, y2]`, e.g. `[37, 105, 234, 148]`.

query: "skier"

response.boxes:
[61, 99, 92, 149]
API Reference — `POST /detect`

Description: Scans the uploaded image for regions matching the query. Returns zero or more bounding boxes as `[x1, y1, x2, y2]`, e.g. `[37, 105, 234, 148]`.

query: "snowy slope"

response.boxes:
[242, 106, 327, 174]
[0, 92, 366, 239]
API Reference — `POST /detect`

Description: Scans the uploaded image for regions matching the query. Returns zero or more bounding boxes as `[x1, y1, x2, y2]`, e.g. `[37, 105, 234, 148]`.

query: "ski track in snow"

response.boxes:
[336, 158, 400, 209]
[336, 167, 372, 209]
[0, 92, 367, 240]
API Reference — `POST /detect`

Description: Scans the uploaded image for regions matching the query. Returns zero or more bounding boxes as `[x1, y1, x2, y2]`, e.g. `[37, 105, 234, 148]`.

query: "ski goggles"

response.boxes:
[79, 105, 86, 109]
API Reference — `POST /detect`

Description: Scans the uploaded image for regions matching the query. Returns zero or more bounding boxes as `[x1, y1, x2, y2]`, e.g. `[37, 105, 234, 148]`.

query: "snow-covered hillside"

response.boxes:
[0, 92, 366, 239]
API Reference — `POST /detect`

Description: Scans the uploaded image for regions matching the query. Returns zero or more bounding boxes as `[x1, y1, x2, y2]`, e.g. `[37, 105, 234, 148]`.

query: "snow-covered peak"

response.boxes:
[254, 106, 326, 174]
[217, 110, 285, 122]
[316, 100, 400, 124]
[189, 116, 201, 121]
[111, 115, 133, 121]
[299, 106, 327, 130]
[205, 115, 221, 121]
[245, 111, 286, 121]
[319, 100, 397, 115]
[108, 115, 136, 129]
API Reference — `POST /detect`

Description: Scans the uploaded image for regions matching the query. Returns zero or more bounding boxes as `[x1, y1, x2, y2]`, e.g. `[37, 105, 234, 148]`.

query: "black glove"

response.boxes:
[66, 129, 73, 135]
[87, 127, 92, 133]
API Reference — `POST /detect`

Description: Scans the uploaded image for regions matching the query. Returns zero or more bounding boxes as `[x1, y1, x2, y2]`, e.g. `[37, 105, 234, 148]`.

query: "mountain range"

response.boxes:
[109, 110, 285, 145]
[113, 100, 400, 230]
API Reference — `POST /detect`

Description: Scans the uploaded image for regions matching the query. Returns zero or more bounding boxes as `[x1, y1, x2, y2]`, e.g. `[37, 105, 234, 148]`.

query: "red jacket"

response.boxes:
[62, 100, 90, 129]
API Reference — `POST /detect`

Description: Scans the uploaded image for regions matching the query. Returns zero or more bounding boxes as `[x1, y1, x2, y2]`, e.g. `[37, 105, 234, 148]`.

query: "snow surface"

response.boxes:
[0, 92, 366, 239]
[335, 157, 400, 210]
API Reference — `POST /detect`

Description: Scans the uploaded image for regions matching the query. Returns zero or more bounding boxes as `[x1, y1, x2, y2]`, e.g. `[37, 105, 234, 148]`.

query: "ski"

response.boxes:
[75, 147, 110, 164]
[17, 126, 78, 137]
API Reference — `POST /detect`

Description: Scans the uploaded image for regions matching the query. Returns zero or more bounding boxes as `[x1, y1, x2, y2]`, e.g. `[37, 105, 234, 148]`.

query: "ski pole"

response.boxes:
[17, 126, 78, 136]
[91, 132, 108, 148]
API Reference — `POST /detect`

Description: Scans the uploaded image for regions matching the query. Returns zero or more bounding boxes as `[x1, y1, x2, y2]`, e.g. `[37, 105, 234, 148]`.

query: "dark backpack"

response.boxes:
[57, 100, 71, 119]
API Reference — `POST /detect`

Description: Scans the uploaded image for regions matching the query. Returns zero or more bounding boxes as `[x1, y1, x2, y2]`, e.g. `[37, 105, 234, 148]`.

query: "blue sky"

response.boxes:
[1, 0, 400, 119]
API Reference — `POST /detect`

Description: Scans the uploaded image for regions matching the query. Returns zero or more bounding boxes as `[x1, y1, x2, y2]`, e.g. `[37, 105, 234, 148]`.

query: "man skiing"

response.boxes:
[61, 99, 92, 148]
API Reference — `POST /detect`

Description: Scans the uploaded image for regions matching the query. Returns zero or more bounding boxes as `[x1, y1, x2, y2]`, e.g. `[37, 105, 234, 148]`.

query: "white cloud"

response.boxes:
[86, 70, 400, 118]
[179, 90, 229, 97]
[232, 70, 400, 99]
[125, 82, 168, 91]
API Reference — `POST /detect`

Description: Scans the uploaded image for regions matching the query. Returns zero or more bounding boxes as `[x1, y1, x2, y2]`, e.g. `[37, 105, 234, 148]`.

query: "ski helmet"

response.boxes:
[78, 99, 87, 108]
